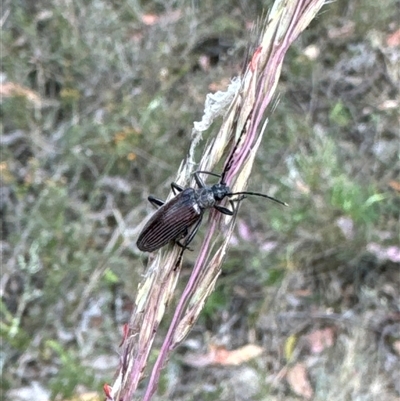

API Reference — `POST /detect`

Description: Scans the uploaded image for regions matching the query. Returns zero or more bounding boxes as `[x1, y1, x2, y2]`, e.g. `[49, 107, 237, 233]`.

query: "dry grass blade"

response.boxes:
[109, 1, 325, 400]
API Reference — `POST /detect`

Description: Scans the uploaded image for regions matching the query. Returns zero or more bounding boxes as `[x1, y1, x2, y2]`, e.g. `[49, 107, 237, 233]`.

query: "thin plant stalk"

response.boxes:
[108, 1, 325, 400]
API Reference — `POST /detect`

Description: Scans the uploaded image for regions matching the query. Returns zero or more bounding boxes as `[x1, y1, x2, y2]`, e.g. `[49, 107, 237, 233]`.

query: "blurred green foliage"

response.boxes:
[47, 340, 98, 398]
[2, 0, 399, 399]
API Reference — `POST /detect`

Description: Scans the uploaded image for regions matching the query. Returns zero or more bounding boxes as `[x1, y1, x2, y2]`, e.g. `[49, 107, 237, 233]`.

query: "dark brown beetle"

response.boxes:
[136, 171, 286, 252]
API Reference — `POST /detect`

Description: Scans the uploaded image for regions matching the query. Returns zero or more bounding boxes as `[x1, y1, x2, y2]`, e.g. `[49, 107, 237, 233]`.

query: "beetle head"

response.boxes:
[211, 183, 231, 201]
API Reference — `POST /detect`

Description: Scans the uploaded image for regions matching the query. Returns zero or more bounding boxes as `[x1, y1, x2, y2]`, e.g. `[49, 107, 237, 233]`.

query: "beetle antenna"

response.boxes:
[229, 191, 288, 206]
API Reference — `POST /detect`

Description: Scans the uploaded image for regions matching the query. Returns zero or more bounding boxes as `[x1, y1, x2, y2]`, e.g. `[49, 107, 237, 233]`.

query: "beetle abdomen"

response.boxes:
[136, 188, 201, 252]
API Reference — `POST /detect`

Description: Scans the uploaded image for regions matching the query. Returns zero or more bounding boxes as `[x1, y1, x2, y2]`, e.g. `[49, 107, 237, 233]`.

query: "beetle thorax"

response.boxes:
[194, 187, 217, 209]
[194, 183, 230, 209]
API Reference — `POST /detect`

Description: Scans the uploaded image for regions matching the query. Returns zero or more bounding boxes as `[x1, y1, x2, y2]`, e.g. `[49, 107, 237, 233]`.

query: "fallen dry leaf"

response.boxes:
[378, 100, 399, 111]
[386, 29, 400, 47]
[306, 327, 335, 354]
[367, 243, 400, 263]
[295, 179, 311, 194]
[328, 21, 355, 40]
[293, 289, 312, 297]
[141, 10, 182, 26]
[141, 14, 159, 25]
[392, 340, 400, 357]
[286, 362, 314, 400]
[184, 344, 264, 367]
[218, 344, 263, 365]
[389, 180, 400, 192]
[0, 82, 41, 105]
[198, 54, 211, 72]
[183, 350, 216, 368]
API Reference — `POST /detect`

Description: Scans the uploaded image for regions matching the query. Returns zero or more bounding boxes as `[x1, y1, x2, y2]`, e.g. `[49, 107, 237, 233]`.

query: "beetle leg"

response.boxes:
[229, 196, 246, 212]
[229, 199, 237, 212]
[174, 228, 193, 251]
[148, 195, 165, 209]
[176, 241, 193, 251]
[176, 237, 194, 251]
[147, 182, 183, 210]
[214, 204, 234, 215]
[171, 182, 184, 194]
[229, 195, 246, 206]
[214, 195, 246, 215]
[176, 215, 203, 250]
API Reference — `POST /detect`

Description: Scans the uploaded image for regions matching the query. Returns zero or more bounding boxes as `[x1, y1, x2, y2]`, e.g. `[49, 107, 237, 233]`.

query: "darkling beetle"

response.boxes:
[136, 170, 287, 252]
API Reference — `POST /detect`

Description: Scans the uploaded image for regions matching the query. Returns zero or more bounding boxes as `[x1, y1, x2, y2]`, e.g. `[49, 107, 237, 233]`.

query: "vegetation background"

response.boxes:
[1, 0, 399, 400]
